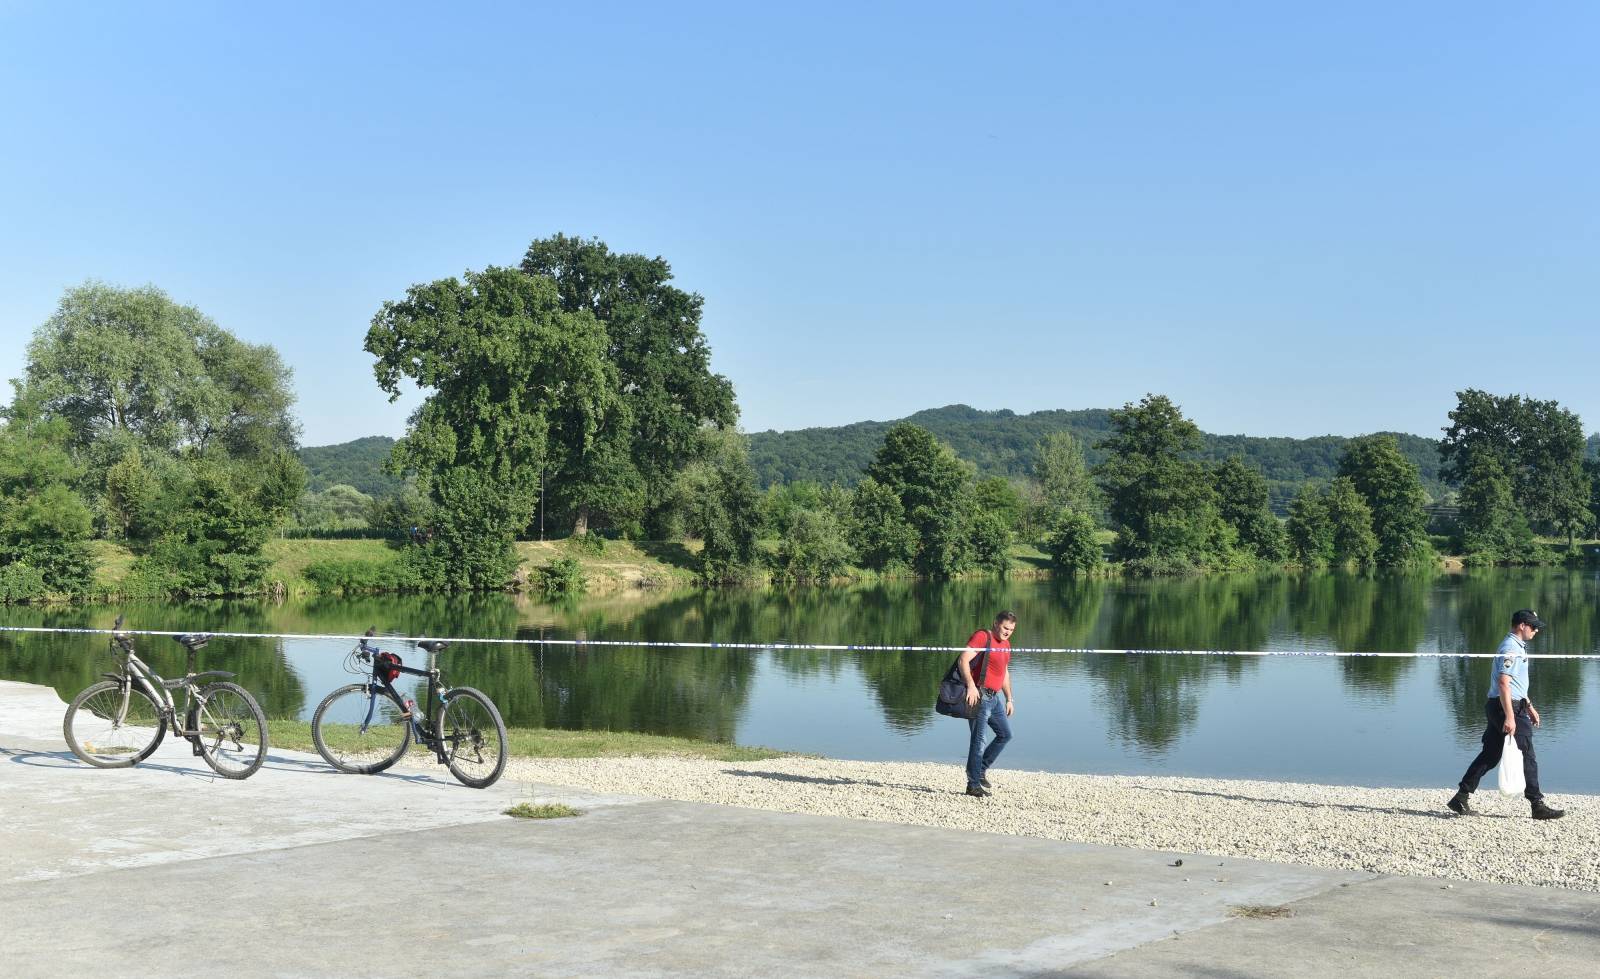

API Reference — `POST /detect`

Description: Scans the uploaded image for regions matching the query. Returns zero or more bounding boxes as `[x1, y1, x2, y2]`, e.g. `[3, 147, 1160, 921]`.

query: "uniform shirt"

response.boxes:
[1487, 632, 1530, 702]
[965, 629, 1010, 691]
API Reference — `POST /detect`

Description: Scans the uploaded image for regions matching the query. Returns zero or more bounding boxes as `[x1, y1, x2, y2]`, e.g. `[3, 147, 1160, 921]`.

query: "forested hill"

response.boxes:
[745, 404, 1447, 502]
[298, 436, 401, 496]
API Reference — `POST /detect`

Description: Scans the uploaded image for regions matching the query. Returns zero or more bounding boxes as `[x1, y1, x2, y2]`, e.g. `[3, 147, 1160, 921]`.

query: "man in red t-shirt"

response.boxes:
[959, 610, 1016, 797]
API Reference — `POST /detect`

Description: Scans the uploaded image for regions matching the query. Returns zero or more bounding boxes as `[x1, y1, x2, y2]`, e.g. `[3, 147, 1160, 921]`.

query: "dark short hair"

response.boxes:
[994, 610, 1017, 625]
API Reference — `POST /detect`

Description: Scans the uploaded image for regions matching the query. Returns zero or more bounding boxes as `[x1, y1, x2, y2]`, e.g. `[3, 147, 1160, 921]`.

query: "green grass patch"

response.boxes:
[267, 719, 785, 762]
[504, 802, 581, 819]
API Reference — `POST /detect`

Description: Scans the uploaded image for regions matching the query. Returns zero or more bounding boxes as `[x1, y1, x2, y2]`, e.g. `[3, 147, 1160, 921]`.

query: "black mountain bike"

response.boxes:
[63, 616, 269, 779]
[310, 628, 507, 788]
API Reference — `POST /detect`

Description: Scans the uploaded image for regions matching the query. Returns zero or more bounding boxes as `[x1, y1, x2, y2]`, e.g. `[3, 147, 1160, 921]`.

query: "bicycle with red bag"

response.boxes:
[309, 627, 507, 788]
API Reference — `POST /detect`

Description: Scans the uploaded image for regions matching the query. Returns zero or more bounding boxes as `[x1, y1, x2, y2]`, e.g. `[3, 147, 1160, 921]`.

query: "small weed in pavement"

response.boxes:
[505, 803, 581, 820]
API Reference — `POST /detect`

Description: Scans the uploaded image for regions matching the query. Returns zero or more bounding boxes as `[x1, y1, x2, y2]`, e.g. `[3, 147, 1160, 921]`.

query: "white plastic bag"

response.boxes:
[1497, 735, 1525, 796]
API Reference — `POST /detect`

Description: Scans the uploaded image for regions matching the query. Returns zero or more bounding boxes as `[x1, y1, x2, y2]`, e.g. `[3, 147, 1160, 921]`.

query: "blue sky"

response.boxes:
[2, 2, 1595, 447]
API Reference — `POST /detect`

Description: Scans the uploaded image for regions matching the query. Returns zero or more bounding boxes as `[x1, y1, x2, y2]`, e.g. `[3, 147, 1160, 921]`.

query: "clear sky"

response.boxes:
[2, 2, 1595, 447]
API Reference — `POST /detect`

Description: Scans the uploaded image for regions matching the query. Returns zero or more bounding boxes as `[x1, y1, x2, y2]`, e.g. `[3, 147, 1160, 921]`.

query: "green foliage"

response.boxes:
[670, 430, 763, 582]
[966, 510, 1013, 575]
[300, 558, 422, 593]
[366, 264, 624, 584]
[1324, 477, 1378, 566]
[848, 477, 917, 572]
[366, 483, 431, 533]
[1045, 509, 1103, 574]
[0, 419, 96, 599]
[297, 436, 404, 496]
[135, 453, 304, 596]
[866, 423, 974, 577]
[1212, 457, 1288, 562]
[1440, 390, 1590, 547]
[537, 557, 587, 600]
[1338, 435, 1431, 566]
[770, 507, 854, 582]
[746, 403, 1447, 505]
[1095, 395, 1232, 573]
[1034, 431, 1099, 515]
[294, 483, 373, 530]
[1287, 484, 1333, 566]
[566, 531, 608, 556]
[15, 281, 299, 460]
[1454, 453, 1539, 564]
[971, 476, 1025, 531]
[521, 234, 738, 535]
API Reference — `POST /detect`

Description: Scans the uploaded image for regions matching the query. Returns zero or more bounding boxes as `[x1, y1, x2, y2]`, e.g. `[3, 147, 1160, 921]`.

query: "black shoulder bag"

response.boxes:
[935, 633, 991, 719]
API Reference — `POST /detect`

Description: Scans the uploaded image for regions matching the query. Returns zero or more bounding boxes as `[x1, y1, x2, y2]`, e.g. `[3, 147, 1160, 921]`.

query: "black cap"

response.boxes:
[1511, 609, 1545, 630]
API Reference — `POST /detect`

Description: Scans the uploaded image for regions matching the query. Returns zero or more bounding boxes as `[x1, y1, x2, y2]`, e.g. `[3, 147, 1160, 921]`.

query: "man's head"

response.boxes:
[1511, 608, 1545, 640]
[993, 610, 1017, 641]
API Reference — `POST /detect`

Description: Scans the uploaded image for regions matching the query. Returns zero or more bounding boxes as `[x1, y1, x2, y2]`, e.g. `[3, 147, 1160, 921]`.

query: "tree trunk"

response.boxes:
[573, 507, 589, 536]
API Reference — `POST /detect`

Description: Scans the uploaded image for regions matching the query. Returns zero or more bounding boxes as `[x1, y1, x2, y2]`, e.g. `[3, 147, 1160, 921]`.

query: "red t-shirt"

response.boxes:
[965, 629, 1010, 691]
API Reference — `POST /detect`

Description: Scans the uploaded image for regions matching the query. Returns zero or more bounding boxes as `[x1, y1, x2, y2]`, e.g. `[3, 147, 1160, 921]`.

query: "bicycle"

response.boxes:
[310, 628, 507, 788]
[63, 616, 269, 779]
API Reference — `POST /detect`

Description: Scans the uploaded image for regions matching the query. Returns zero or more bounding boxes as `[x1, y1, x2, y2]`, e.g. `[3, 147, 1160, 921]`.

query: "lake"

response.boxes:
[3, 567, 1598, 791]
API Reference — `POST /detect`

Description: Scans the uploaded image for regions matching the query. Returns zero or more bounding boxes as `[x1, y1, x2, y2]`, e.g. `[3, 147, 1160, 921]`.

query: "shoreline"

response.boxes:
[488, 754, 1600, 892]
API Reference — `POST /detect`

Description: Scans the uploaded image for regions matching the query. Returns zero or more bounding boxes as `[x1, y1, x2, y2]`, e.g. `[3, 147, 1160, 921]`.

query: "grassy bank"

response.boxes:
[267, 719, 787, 762]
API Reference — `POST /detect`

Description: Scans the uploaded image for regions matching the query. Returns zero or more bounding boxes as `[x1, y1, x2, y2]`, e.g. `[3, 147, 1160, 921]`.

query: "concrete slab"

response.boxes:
[3, 680, 1599, 977]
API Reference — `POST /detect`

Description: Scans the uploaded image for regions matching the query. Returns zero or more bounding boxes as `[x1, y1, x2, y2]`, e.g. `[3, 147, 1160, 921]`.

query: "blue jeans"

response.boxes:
[966, 691, 1012, 787]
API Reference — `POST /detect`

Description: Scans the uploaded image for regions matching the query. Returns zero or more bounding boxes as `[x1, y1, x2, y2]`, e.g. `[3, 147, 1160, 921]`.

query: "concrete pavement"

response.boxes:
[2, 680, 1597, 977]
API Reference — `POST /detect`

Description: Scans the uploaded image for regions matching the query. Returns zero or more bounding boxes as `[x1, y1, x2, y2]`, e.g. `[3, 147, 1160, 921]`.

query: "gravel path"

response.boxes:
[502, 756, 1600, 891]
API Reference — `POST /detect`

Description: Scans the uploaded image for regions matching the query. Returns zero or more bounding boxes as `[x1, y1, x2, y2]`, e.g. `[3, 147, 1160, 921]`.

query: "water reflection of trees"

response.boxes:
[0, 602, 305, 719]
[1431, 569, 1593, 737]
[1282, 572, 1430, 696]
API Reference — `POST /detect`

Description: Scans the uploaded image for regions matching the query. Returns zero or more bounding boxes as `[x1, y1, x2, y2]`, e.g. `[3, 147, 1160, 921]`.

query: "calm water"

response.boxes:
[3, 568, 1598, 791]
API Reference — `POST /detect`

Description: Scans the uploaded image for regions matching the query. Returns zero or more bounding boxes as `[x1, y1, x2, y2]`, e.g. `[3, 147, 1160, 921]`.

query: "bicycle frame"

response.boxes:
[356, 640, 459, 763]
[106, 636, 236, 740]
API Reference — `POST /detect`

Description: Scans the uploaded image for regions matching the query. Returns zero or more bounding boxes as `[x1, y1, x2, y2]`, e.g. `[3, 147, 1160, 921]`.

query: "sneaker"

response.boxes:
[979, 777, 991, 790]
[1446, 792, 1472, 816]
[1531, 802, 1565, 821]
[965, 784, 990, 798]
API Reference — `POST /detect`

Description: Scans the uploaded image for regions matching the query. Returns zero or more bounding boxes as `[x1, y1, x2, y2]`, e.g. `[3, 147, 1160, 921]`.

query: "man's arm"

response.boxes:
[1499, 673, 1515, 734]
[958, 649, 980, 706]
[1002, 674, 1014, 716]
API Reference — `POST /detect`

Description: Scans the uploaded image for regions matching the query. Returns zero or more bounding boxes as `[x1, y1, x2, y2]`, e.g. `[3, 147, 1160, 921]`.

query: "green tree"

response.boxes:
[1338, 435, 1431, 566]
[1033, 431, 1099, 513]
[1440, 390, 1590, 547]
[670, 430, 762, 582]
[848, 477, 917, 571]
[971, 476, 1024, 531]
[366, 266, 625, 584]
[14, 282, 299, 460]
[294, 484, 374, 530]
[1212, 456, 1288, 561]
[0, 419, 95, 599]
[770, 507, 853, 582]
[1094, 395, 1226, 572]
[520, 234, 738, 533]
[1045, 509, 1103, 574]
[1454, 453, 1537, 563]
[1286, 483, 1333, 566]
[967, 510, 1012, 575]
[1324, 477, 1377, 566]
[864, 424, 974, 577]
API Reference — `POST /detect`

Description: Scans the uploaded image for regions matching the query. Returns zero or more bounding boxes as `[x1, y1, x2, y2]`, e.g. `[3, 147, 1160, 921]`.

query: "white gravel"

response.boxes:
[502, 755, 1600, 891]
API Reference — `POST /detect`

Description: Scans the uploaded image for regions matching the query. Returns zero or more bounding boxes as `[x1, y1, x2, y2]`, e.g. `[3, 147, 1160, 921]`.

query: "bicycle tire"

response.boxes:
[64, 679, 167, 768]
[435, 687, 507, 788]
[188, 682, 269, 779]
[311, 683, 411, 774]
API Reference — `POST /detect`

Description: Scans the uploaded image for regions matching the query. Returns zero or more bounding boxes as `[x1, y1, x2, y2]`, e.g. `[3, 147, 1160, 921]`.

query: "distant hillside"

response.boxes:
[298, 436, 400, 496]
[746, 404, 1447, 505]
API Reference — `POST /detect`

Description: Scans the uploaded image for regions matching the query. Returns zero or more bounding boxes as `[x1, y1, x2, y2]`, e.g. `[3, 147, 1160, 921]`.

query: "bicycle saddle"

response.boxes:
[417, 640, 448, 653]
[174, 634, 210, 650]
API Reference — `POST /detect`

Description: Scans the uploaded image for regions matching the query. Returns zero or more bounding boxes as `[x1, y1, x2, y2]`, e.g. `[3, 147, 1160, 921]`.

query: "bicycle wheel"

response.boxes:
[435, 687, 507, 788]
[64, 680, 167, 768]
[311, 683, 411, 775]
[188, 682, 268, 779]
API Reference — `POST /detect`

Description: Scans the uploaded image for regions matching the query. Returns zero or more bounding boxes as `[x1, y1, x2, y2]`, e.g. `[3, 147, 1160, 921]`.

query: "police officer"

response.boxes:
[1447, 609, 1564, 820]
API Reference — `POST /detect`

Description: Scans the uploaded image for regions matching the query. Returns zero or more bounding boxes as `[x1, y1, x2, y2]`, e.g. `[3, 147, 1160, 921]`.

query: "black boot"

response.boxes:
[1446, 792, 1473, 816]
[1531, 801, 1565, 821]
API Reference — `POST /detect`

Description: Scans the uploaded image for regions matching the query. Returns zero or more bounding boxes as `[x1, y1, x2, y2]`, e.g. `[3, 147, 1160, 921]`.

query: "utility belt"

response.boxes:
[1488, 697, 1530, 712]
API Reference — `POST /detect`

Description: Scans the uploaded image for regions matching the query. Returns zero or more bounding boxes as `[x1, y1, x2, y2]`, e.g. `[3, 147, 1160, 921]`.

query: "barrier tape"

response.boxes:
[0, 625, 1592, 659]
